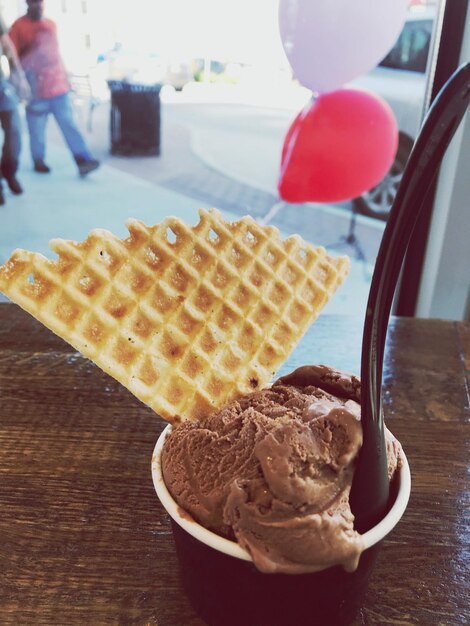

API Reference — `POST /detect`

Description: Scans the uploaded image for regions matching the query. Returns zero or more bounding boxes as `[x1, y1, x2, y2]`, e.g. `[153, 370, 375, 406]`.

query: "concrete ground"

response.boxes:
[0, 90, 385, 315]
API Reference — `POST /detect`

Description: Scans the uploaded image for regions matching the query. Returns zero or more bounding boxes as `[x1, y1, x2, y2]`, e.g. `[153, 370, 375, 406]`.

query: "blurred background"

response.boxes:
[0, 0, 468, 321]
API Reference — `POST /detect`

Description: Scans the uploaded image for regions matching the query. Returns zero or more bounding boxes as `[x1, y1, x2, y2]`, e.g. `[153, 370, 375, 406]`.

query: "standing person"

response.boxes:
[0, 13, 29, 205]
[9, 0, 100, 177]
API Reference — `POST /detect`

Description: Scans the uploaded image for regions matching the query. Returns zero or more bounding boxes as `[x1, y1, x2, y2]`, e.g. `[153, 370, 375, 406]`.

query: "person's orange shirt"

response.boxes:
[9, 15, 69, 99]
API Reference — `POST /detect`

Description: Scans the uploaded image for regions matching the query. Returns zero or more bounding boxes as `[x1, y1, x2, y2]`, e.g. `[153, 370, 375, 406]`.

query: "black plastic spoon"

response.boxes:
[350, 62, 470, 533]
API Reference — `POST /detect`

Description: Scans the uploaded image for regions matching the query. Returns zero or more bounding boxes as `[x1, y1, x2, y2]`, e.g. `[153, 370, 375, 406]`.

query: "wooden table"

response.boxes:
[0, 303, 468, 625]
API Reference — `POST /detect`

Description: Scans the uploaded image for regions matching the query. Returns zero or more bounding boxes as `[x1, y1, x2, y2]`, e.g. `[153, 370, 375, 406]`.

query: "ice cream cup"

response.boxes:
[152, 424, 411, 626]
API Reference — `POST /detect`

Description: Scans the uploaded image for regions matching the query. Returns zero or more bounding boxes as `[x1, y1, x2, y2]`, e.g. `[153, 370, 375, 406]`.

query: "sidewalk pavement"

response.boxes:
[0, 98, 381, 317]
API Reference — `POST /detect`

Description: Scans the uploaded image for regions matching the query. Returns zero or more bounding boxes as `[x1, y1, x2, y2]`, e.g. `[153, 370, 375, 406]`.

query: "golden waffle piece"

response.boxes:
[0, 208, 349, 423]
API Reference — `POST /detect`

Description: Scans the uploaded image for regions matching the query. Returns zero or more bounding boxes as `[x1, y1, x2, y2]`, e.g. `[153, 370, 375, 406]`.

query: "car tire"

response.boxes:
[353, 138, 413, 221]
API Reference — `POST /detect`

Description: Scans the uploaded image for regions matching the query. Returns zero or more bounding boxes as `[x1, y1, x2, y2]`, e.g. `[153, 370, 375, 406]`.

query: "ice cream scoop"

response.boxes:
[152, 376, 410, 626]
[161, 365, 402, 574]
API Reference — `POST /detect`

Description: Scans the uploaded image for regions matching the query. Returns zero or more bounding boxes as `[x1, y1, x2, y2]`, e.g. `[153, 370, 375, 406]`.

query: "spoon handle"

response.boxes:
[351, 62, 470, 532]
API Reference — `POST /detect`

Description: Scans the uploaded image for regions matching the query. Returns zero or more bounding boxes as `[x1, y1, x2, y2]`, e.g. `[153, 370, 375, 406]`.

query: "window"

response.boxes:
[380, 20, 433, 73]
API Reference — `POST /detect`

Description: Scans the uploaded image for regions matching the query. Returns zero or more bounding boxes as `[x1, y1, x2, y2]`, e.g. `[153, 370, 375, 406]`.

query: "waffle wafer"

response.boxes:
[0, 208, 349, 423]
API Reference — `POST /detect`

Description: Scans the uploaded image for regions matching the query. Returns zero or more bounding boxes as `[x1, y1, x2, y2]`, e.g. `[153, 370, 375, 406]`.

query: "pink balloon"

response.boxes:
[279, 0, 409, 93]
[278, 89, 398, 203]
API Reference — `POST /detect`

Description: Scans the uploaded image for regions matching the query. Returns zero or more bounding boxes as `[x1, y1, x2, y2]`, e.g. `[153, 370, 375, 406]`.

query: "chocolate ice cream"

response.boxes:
[161, 365, 401, 574]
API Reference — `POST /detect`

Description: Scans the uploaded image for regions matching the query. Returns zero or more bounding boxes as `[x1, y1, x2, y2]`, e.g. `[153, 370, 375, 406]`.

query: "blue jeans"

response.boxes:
[0, 108, 21, 179]
[26, 91, 92, 164]
[0, 78, 21, 180]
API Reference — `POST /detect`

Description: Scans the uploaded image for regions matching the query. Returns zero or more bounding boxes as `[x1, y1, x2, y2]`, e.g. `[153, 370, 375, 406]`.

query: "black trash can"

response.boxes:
[108, 80, 162, 156]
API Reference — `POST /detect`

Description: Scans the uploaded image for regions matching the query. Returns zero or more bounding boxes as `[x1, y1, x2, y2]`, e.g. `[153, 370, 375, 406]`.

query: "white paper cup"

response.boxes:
[152, 424, 411, 626]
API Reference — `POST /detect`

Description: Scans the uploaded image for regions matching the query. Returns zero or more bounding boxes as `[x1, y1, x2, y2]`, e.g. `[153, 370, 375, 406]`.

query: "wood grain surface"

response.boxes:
[0, 303, 469, 625]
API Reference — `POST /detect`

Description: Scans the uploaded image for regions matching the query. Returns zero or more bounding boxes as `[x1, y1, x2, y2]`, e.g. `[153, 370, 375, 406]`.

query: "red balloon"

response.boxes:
[278, 88, 398, 203]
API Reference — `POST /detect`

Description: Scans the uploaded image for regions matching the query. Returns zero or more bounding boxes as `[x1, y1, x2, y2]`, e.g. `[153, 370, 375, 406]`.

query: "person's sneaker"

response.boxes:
[34, 160, 51, 173]
[78, 159, 100, 177]
[5, 176, 23, 195]
[0, 187, 5, 206]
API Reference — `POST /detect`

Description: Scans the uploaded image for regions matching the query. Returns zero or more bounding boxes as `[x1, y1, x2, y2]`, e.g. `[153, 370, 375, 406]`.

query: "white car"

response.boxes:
[351, 8, 435, 219]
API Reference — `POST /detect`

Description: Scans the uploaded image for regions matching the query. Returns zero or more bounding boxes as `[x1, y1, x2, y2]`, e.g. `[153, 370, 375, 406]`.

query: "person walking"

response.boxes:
[9, 0, 100, 177]
[0, 13, 29, 205]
